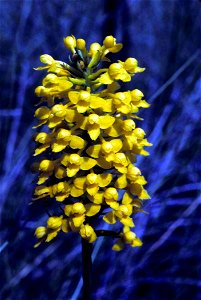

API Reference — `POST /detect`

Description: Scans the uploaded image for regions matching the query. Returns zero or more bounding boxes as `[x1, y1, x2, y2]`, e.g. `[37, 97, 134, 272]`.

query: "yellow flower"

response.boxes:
[103, 204, 134, 227]
[34, 54, 69, 76]
[64, 35, 76, 52]
[104, 187, 119, 209]
[60, 153, 96, 178]
[71, 173, 112, 197]
[80, 114, 115, 140]
[123, 58, 145, 73]
[112, 228, 142, 251]
[102, 35, 123, 55]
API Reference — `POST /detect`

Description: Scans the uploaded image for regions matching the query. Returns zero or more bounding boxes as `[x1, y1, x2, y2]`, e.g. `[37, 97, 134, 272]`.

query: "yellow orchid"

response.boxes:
[80, 113, 115, 140]
[103, 203, 134, 227]
[112, 227, 142, 251]
[68, 90, 105, 113]
[60, 153, 96, 177]
[104, 187, 119, 209]
[33, 35, 151, 250]
[34, 216, 63, 247]
[64, 202, 101, 230]
[71, 173, 113, 197]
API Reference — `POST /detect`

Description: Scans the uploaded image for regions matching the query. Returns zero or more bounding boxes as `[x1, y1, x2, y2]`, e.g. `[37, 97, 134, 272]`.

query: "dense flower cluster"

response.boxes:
[33, 35, 151, 250]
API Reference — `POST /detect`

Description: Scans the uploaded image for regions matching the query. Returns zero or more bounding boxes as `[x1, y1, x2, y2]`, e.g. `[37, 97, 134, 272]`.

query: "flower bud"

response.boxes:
[89, 42, 101, 56]
[124, 58, 138, 73]
[103, 35, 116, 48]
[64, 35, 76, 52]
[76, 38, 86, 50]
[108, 63, 123, 77]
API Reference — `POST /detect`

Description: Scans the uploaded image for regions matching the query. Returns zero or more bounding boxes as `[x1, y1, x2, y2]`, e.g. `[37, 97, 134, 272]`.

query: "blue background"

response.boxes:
[0, 0, 201, 299]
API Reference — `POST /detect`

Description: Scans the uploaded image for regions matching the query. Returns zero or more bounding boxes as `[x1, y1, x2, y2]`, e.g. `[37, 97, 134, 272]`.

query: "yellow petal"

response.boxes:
[74, 177, 86, 189]
[51, 141, 68, 152]
[67, 164, 80, 177]
[48, 116, 62, 128]
[97, 156, 112, 169]
[131, 237, 143, 247]
[120, 217, 134, 227]
[90, 96, 105, 109]
[64, 205, 73, 216]
[122, 192, 133, 204]
[70, 185, 85, 197]
[102, 99, 113, 113]
[55, 194, 69, 202]
[34, 144, 50, 156]
[68, 91, 79, 104]
[72, 215, 85, 227]
[88, 124, 100, 140]
[115, 174, 127, 189]
[77, 101, 89, 113]
[99, 72, 113, 84]
[105, 200, 119, 210]
[111, 139, 123, 152]
[86, 184, 99, 196]
[34, 106, 50, 120]
[103, 211, 116, 224]
[86, 144, 101, 158]
[135, 176, 147, 185]
[80, 157, 97, 170]
[40, 54, 55, 64]
[85, 204, 101, 216]
[112, 239, 124, 251]
[88, 192, 104, 204]
[99, 115, 115, 129]
[70, 136, 86, 149]
[98, 173, 113, 187]
[37, 173, 50, 185]
[55, 166, 66, 179]
[105, 119, 122, 137]
[62, 219, 71, 233]
[139, 189, 150, 200]
[46, 230, 59, 242]
[65, 109, 79, 123]
[89, 232, 97, 243]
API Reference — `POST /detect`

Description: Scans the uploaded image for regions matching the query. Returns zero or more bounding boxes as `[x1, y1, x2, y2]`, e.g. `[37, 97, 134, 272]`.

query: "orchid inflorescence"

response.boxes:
[32, 35, 151, 251]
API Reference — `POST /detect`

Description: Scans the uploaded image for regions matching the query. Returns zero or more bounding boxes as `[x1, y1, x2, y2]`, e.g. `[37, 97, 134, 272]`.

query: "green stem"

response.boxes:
[82, 238, 93, 300]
